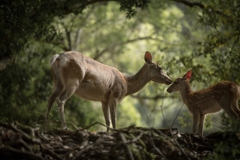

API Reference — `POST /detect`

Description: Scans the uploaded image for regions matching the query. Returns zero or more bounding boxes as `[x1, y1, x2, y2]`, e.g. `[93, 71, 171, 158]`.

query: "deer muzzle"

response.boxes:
[167, 88, 172, 93]
[165, 79, 173, 85]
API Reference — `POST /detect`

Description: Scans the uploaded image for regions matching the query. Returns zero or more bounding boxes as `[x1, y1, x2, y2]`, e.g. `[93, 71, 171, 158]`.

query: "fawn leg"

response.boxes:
[232, 101, 240, 119]
[199, 114, 206, 137]
[218, 99, 238, 119]
[232, 101, 240, 132]
[192, 113, 199, 134]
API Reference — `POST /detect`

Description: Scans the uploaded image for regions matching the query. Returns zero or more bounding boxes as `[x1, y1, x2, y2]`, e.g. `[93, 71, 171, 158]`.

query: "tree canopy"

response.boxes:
[0, 0, 150, 69]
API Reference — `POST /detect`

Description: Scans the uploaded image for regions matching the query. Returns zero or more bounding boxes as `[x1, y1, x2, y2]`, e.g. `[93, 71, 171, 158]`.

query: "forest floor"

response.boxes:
[0, 121, 239, 160]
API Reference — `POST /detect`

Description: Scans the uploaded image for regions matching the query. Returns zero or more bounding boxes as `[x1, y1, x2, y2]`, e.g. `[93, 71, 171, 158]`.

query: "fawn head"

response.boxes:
[167, 70, 194, 93]
[144, 51, 172, 85]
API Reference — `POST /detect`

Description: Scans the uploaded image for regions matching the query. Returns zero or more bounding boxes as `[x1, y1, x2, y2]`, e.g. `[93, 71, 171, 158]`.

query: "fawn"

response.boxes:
[44, 51, 172, 131]
[167, 70, 240, 136]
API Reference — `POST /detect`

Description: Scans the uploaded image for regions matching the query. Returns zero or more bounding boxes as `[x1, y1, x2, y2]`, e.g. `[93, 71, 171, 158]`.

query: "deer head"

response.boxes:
[144, 51, 172, 85]
[167, 70, 194, 93]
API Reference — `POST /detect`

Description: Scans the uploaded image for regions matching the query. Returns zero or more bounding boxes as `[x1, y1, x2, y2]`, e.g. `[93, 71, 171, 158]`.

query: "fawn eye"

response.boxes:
[174, 81, 178, 84]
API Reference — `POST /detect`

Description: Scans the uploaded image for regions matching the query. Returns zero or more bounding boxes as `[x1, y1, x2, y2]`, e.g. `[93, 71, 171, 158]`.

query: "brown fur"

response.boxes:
[167, 75, 240, 136]
[44, 51, 172, 131]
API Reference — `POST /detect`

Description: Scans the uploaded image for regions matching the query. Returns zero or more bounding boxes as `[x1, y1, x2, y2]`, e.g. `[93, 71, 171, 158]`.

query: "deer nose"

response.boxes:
[166, 79, 173, 85]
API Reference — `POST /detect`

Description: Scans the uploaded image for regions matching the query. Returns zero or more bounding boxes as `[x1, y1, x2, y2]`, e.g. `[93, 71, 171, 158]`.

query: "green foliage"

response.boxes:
[0, 0, 151, 60]
[0, 49, 52, 124]
[178, 112, 192, 129]
[207, 132, 240, 160]
[117, 97, 142, 128]
[220, 112, 240, 132]
[118, 0, 150, 18]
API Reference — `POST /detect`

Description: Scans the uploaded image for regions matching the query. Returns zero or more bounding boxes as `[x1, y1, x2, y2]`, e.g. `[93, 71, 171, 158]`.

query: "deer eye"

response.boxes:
[174, 81, 178, 84]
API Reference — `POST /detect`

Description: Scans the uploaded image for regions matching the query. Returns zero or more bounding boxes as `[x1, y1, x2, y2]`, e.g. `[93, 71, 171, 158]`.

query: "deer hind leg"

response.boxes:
[102, 102, 110, 132]
[108, 91, 118, 129]
[109, 101, 117, 129]
[57, 80, 79, 130]
[218, 98, 238, 119]
[44, 78, 63, 131]
[231, 101, 240, 132]
[232, 101, 240, 119]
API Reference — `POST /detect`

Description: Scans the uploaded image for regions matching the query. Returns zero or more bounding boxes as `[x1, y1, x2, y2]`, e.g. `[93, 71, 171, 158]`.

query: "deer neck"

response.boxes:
[125, 64, 151, 96]
[179, 81, 192, 106]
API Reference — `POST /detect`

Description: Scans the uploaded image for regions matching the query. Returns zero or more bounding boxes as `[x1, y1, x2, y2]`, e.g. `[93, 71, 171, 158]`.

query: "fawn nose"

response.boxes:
[167, 88, 172, 93]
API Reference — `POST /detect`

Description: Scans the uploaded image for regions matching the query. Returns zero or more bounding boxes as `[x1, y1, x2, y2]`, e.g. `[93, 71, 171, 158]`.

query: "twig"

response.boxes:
[74, 145, 94, 160]
[74, 121, 136, 132]
[152, 128, 191, 160]
[120, 133, 134, 160]
[41, 147, 64, 160]
[0, 147, 45, 160]
[160, 99, 191, 160]
[171, 103, 184, 128]
[149, 129, 167, 160]
[131, 94, 176, 100]
[35, 112, 79, 130]
[172, 0, 231, 19]
[38, 119, 79, 131]
[9, 123, 41, 144]
[6, 139, 33, 152]
[124, 132, 144, 144]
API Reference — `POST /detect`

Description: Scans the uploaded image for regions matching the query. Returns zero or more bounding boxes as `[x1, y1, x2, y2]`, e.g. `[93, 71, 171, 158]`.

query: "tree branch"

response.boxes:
[172, 0, 205, 8]
[172, 0, 231, 18]
[87, 0, 114, 5]
[131, 94, 176, 101]
[93, 36, 159, 60]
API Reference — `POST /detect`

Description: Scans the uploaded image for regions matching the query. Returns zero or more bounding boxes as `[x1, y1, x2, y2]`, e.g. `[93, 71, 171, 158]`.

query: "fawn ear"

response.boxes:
[145, 51, 153, 64]
[183, 70, 193, 81]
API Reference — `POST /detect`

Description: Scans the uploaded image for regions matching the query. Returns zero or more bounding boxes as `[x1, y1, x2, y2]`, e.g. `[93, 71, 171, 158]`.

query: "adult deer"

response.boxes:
[167, 70, 240, 136]
[44, 51, 172, 131]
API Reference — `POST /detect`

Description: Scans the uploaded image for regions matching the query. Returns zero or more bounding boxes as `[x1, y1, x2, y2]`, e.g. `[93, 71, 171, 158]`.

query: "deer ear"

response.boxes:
[183, 70, 193, 81]
[145, 51, 153, 64]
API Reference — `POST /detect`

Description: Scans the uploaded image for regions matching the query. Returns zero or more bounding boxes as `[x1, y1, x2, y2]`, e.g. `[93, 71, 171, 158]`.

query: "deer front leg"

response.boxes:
[192, 113, 199, 134]
[102, 102, 110, 132]
[199, 114, 206, 137]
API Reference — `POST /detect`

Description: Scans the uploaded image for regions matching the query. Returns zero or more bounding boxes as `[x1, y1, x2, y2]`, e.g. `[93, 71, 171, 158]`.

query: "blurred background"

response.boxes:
[1, 0, 239, 135]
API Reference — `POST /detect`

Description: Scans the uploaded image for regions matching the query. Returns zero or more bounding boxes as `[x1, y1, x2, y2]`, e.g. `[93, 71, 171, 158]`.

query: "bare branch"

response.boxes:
[172, 0, 205, 8]
[172, 0, 231, 19]
[131, 94, 176, 101]
[93, 37, 159, 60]
[73, 4, 105, 50]
[87, 0, 115, 5]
